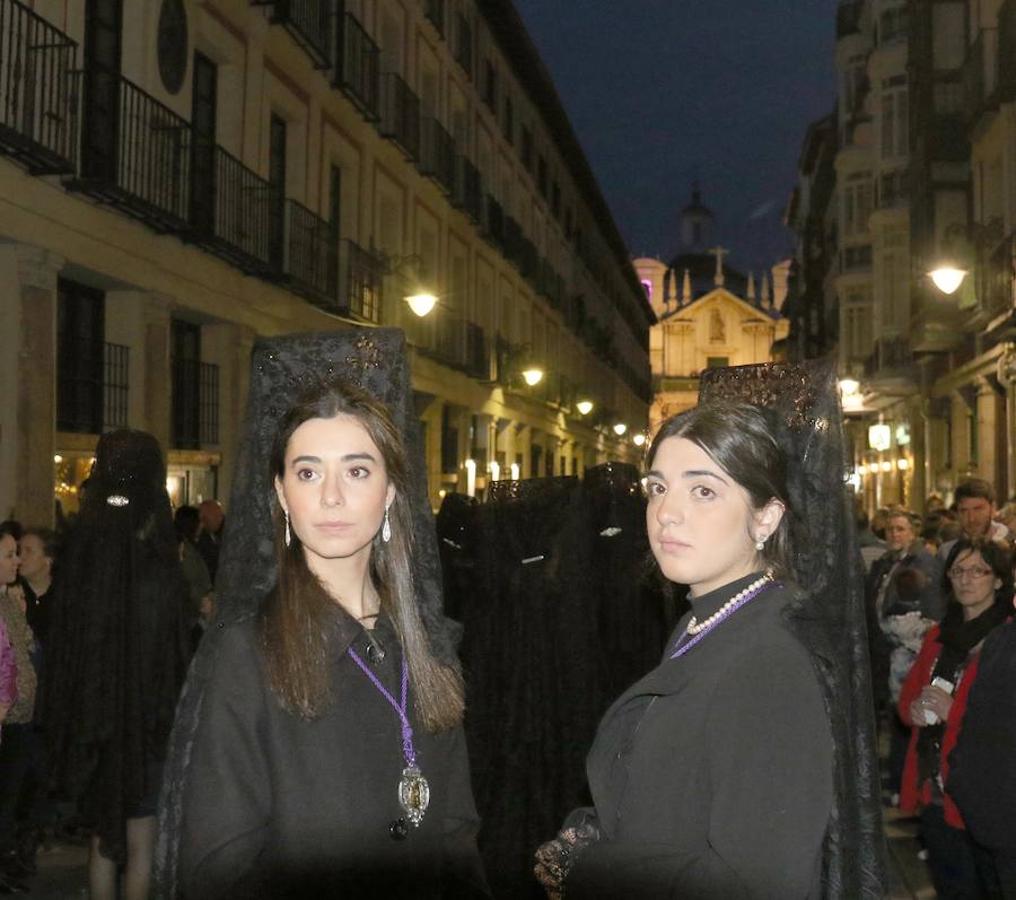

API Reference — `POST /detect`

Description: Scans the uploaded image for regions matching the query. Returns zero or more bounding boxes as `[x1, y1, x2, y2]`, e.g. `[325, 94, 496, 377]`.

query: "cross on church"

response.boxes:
[709, 246, 729, 287]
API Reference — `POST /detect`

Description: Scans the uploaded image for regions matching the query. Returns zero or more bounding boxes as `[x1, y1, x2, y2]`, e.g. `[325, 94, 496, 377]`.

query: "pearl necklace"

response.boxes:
[685, 571, 775, 635]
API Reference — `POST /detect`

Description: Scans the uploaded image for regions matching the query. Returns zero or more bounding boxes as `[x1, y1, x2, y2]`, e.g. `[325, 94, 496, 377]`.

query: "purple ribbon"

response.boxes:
[347, 647, 417, 768]
[670, 580, 779, 659]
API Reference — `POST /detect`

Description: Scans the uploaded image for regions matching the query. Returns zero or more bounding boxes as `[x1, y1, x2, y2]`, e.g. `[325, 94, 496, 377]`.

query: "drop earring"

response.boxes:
[755, 535, 766, 552]
[382, 505, 392, 543]
[285, 511, 292, 547]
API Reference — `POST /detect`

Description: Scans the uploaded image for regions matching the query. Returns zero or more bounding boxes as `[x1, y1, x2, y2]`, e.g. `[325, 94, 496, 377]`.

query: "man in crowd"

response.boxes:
[196, 499, 224, 584]
[939, 478, 1010, 560]
[18, 528, 57, 649]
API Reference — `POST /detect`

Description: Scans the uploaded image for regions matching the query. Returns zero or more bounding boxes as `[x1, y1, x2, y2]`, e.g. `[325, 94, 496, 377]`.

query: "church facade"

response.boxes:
[635, 190, 789, 431]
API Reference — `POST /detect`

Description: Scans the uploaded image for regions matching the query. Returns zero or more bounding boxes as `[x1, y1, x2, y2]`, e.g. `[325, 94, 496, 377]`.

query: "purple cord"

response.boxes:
[347, 648, 416, 767]
[670, 580, 779, 659]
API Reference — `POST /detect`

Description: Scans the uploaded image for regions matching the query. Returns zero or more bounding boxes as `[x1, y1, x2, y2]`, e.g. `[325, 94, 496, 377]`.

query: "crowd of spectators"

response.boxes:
[863, 477, 1016, 898]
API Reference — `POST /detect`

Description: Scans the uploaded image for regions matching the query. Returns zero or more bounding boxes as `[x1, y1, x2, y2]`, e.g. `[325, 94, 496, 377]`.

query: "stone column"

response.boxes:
[976, 375, 1002, 492]
[14, 245, 63, 527]
[206, 321, 256, 508]
[142, 295, 175, 452]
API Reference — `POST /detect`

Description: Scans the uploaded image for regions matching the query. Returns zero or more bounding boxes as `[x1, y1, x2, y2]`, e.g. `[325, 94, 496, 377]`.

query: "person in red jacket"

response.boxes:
[899, 537, 1013, 898]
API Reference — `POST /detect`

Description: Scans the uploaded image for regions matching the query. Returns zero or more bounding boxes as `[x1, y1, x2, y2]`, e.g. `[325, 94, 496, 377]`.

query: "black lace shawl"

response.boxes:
[44, 430, 190, 864]
[153, 329, 461, 898]
[697, 359, 888, 899]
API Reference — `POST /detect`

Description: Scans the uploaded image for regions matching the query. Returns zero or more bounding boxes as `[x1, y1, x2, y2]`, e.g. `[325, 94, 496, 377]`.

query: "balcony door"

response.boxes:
[190, 52, 218, 232]
[268, 114, 287, 271]
[82, 0, 123, 181]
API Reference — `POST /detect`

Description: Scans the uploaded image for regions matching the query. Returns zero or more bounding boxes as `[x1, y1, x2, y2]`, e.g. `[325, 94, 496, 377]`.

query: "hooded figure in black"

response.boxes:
[154, 329, 488, 900]
[45, 429, 190, 900]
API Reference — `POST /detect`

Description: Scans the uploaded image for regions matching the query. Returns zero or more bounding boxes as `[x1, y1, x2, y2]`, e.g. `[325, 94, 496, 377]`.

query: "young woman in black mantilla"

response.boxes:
[161, 331, 488, 899]
[536, 361, 887, 900]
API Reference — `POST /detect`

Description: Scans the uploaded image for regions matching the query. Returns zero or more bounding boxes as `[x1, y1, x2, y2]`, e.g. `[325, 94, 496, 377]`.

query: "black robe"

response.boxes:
[178, 615, 488, 899]
[564, 574, 834, 899]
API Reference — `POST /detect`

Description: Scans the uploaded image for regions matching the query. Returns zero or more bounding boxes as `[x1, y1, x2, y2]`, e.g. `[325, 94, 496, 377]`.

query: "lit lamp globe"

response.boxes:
[928, 266, 967, 295]
[837, 378, 860, 397]
[576, 399, 594, 416]
[405, 292, 437, 317]
[613, 423, 628, 437]
[632, 433, 646, 447]
[522, 366, 544, 387]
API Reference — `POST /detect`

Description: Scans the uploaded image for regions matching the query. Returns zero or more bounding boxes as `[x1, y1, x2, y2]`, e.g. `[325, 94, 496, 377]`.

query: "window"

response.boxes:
[172, 319, 201, 449]
[483, 60, 497, 110]
[502, 95, 514, 144]
[842, 177, 873, 237]
[455, 13, 472, 76]
[844, 291, 873, 359]
[57, 279, 105, 434]
[521, 126, 533, 171]
[881, 82, 908, 159]
[706, 356, 728, 369]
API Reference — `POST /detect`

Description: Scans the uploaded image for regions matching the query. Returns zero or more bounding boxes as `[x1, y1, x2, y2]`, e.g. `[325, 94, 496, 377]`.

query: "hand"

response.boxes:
[919, 684, 953, 722]
[534, 823, 599, 897]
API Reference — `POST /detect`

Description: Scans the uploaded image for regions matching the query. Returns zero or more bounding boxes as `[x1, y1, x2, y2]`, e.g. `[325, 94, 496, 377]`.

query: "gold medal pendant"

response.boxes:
[398, 765, 430, 826]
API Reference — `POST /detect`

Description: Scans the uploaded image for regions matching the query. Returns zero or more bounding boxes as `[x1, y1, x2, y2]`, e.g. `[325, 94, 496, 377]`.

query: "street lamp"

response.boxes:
[632, 433, 646, 447]
[405, 292, 438, 317]
[378, 252, 439, 316]
[522, 366, 544, 387]
[613, 423, 628, 437]
[576, 399, 594, 416]
[928, 266, 967, 295]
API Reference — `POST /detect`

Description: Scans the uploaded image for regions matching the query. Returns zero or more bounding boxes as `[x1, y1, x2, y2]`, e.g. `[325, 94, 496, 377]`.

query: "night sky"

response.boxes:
[513, 0, 840, 274]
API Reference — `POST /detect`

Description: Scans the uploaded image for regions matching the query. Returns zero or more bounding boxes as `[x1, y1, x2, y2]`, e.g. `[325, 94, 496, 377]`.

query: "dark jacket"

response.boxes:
[178, 616, 488, 899]
[947, 622, 1016, 850]
[866, 541, 945, 624]
[564, 576, 833, 899]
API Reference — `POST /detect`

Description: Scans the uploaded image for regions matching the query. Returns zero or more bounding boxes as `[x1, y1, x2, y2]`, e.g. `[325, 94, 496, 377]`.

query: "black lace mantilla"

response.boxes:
[699, 359, 888, 900]
[153, 328, 460, 898]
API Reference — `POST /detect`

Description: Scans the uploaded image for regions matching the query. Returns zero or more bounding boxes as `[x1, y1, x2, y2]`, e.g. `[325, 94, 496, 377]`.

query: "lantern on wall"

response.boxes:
[868, 423, 891, 452]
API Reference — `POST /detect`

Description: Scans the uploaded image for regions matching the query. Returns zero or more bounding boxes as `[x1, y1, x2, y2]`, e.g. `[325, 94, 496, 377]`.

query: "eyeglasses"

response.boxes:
[947, 566, 994, 581]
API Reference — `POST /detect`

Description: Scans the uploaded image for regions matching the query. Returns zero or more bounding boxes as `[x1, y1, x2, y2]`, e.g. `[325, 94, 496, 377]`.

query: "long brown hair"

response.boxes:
[262, 379, 464, 732]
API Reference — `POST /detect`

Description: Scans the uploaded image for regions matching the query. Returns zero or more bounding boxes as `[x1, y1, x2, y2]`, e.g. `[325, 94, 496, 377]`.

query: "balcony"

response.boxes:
[69, 71, 191, 232]
[962, 28, 999, 127]
[281, 199, 335, 303]
[172, 358, 219, 449]
[0, 0, 78, 174]
[504, 215, 522, 266]
[837, 2, 862, 38]
[454, 156, 482, 224]
[334, 11, 379, 120]
[841, 244, 873, 273]
[254, 0, 332, 69]
[418, 116, 454, 193]
[424, 0, 444, 37]
[188, 144, 278, 275]
[1000, 0, 1016, 102]
[405, 314, 489, 379]
[483, 194, 504, 248]
[863, 335, 916, 394]
[977, 232, 1016, 325]
[537, 259, 564, 311]
[338, 239, 382, 322]
[378, 72, 419, 159]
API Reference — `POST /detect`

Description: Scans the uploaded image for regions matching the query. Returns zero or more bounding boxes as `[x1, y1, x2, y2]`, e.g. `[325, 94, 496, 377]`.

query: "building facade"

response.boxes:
[635, 191, 789, 431]
[786, 0, 1016, 512]
[0, 0, 653, 525]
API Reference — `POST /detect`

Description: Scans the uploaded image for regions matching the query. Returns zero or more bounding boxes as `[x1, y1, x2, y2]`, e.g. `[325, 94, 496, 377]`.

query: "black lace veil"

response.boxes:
[697, 358, 888, 899]
[153, 329, 460, 898]
[45, 429, 189, 864]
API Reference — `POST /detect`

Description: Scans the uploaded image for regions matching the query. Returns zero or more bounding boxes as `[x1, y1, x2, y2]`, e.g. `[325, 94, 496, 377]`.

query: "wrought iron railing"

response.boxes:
[189, 144, 277, 275]
[483, 194, 504, 248]
[200, 361, 219, 445]
[977, 232, 1015, 318]
[334, 10, 379, 120]
[255, 0, 332, 69]
[379, 72, 419, 159]
[103, 342, 129, 430]
[284, 199, 336, 302]
[962, 28, 999, 123]
[504, 215, 522, 265]
[0, 0, 77, 173]
[863, 335, 913, 379]
[71, 70, 191, 231]
[419, 116, 454, 193]
[425, 0, 445, 36]
[339, 239, 383, 322]
[456, 156, 482, 223]
[464, 321, 488, 379]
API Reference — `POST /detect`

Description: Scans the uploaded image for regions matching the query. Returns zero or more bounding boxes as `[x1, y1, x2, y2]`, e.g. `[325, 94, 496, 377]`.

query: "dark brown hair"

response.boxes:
[942, 538, 1014, 603]
[264, 379, 464, 732]
[646, 402, 794, 577]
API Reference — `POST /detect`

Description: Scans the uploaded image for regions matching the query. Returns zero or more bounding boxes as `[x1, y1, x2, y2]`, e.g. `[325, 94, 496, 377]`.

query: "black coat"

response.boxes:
[947, 621, 1016, 851]
[178, 616, 488, 899]
[564, 575, 833, 899]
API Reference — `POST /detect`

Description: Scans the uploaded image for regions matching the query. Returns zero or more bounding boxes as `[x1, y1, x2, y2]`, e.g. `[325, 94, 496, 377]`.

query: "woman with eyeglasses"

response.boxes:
[898, 538, 1014, 898]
